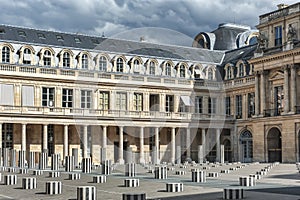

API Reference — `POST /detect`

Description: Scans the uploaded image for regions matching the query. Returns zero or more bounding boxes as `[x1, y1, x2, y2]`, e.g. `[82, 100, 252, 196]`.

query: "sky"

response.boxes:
[0, 0, 298, 46]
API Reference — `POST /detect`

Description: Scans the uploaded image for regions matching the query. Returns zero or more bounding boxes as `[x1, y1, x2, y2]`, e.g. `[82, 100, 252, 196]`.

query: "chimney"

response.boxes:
[277, 3, 289, 10]
[140, 36, 145, 42]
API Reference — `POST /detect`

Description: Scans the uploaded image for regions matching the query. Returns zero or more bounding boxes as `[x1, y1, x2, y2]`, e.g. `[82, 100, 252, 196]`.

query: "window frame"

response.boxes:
[63, 52, 71, 68]
[81, 90, 92, 109]
[62, 88, 73, 108]
[116, 57, 124, 72]
[42, 87, 55, 107]
[116, 92, 127, 111]
[99, 91, 109, 110]
[165, 95, 174, 112]
[81, 54, 88, 69]
[99, 56, 107, 71]
[133, 93, 143, 111]
[43, 50, 51, 66]
[2, 46, 10, 63]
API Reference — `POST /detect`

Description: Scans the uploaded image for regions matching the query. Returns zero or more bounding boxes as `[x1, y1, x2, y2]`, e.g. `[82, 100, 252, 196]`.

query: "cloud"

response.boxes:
[0, 0, 298, 46]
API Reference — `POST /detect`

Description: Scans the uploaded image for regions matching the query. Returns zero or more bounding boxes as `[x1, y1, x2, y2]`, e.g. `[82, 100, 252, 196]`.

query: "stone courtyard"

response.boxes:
[0, 162, 299, 200]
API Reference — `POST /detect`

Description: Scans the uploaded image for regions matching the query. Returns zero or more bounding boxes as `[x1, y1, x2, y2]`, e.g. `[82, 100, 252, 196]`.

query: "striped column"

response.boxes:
[239, 176, 255, 187]
[125, 163, 136, 177]
[166, 183, 183, 192]
[18, 150, 26, 168]
[10, 149, 16, 167]
[65, 156, 75, 172]
[51, 154, 59, 171]
[29, 152, 35, 169]
[33, 170, 43, 176]
[19, 168, 28, 174]
[154, 166, 167, 179]
[93, 175, 107, 183]
[22, 177, 37, 189]
[4, 174, 17, 185]
[223, 188, 244, 199]
[39, 152, 47, 170]
[49, 171, 60, 178]
[124, 179, 139, 187]
[45, 181, 62, 195]
[101, 160, 111, 175]
[69, 173, 81, 180]
[82, 158, 91, 173]
[122, 193, 146, 200]
[77, 186, 96, 200]
[191, 169, 206, 183]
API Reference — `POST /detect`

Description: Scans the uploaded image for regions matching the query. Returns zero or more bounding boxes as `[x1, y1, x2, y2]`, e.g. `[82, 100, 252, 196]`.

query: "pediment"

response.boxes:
[269, 71, 284, 81]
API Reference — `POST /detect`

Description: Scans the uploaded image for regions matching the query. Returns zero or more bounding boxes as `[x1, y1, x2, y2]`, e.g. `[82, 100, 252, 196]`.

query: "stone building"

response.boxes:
[0, 3, 299, 165]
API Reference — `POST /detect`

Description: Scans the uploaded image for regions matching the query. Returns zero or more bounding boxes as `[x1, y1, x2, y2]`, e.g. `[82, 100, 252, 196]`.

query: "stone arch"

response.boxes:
[267, 127, 282, 162]
[239, 129, 253, 163]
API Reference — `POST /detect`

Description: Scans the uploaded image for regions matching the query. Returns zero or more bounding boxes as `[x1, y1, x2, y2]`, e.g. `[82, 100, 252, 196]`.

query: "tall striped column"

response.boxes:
[39, 152, 48, 170]
[125, 163, 136, 177]
[192, 169, 206, 182]
[101, 160, 111, 175]
[65, 156, 74, 172]
[77, 186, 96, 200]
[29, 152, 35, 169]
[18, 150, 26, 168]
[82, 158, 91, 173]
[51, 154, 59, 171]
[154, 166, 167, 179]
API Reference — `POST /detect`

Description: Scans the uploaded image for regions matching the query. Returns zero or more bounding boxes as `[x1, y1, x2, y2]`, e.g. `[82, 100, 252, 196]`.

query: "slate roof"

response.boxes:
[0, 24, 225, 64]
[221, 44, 257, 65]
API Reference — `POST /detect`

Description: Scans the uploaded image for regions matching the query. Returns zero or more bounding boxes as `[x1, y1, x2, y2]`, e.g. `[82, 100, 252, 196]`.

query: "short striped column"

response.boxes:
[51, 154, 60, 171]
[18, 150, 26, 168]
[8, 167, 16, 173]
[39, 152, 47, 170]
[101, 160, 111, 175]
[122, 193, 146, 200]
[22, 177, 37, 189]
[19, 168, 28, 174]
[124, 179, 139, 187]
[249, 174, 261, 180]
[223, 188, 244, 199]
[4, 174, 17, 185]
[49, 171, 60, 178]
[221, 170, 230, 174]
[33, 170, 43, 176]
[256, 171, 267, 176]
[69, 173, 81, 180]
[175, 171, 186, 175]
[82, 158, 91, 173]
[93, 175, 107, 183]
[202, 166, 210, 170]
[191, 170, 206, 183]
[29, 152, 35, 169]
[77, 186, 96, 200]
[10, 149, 16, 167]
[65, 156, 75, 172]
[229, 167, 237, 171]
[45, 181, 62, 195]
[3, 148, 9, 167]
[208, 172, 219, 177]
[239, 176, 255, 187]
[166, 183, 183, 192]
[125, 163, 136, 177]
[154, 166, 167, 179]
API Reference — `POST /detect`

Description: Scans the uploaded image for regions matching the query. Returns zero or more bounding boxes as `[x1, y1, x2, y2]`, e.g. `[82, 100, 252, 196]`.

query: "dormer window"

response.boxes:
[239, 63, 244, 77]
[18, 31, 26, 37]
[227, 66, 232, 79]
[0, 29, 5, 35]
[37, 33, 46, 40]
[2, 46, 10, 63]
[99, 56, 107, 71]
[165, 63, 171, 76]
[74, 37, 81, 44]
[23, 48, 31, 65]
[179, 65, 185, 78]
[43, 50, 51, 66]
[208, 68, 213, 80]
[81, 54, 88, 69]
[56, 35, 64, 42]
[63, 52, 70, 68]
[149, 61, 155, 75]
[133, 60, 140, 73]
[116, 57, 124, 72]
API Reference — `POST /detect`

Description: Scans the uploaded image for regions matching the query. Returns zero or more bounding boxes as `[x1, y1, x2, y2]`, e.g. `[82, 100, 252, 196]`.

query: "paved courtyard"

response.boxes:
[0, 162, 299, 199]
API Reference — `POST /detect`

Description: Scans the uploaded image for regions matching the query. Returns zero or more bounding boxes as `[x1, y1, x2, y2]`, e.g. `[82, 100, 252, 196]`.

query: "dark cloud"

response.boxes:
[0, 0, 298, 46]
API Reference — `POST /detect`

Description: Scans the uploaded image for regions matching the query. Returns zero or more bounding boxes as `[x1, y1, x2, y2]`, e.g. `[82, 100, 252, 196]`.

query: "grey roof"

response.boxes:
[221, 44, 257, 65]
[0, 24, 225, 64]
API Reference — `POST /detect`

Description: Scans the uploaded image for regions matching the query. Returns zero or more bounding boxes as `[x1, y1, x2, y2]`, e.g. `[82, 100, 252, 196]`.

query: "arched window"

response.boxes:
[239, 63, 244, 77]
[240, 130, 253, 162]
[227, 66, 232, 79]
[116, 57, 124, 72]
[149, 61, 155, 75]
[81, 54, 88, 69]
[43, 50, 51, 66]
[2, 46, 10, 63]
[179, 65, 185, 78]
[23, 48, 31, 65]
[208, 68, 213, 80]
[63, 52, 70, 68]
[165, 63, 171, 76]
[99, 56, 107, 71]
[133, 59, 140, 73]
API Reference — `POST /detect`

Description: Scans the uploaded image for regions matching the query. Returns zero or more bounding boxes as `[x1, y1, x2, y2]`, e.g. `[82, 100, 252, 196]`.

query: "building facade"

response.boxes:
[0, 3, 299, 165]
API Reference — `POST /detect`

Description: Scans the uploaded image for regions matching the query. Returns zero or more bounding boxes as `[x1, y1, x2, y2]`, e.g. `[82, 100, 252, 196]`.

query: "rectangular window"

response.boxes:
[248, 93, 255, 117]
[149, 94, 159, 111]
[165, 95, 174, 112]
[0, 84, 14, 105]
[236, 95, 242, 118]
[47, 125, 54, 155]
[42, 87, 55, 107]
[225, 96, 231, 116]
[274, 26, 282, 46]
[22, 85, 34, 106]
[274, 86, 284, 115]
[133, 93, 143, 111]
[99, 91, 109, 110]
[62, 89, 73, 108]
[81, 90, 92, 109]
[2, 123, 13, 149]
[195, 96, 203, 113]
[116, 92, 127, 110]
[208, 97, 216, 114]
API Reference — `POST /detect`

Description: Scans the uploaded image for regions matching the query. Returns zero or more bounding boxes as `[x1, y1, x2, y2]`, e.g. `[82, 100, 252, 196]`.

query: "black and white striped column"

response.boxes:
[69, 173, 81, 180]
[51, 154, 59, 171]
[49, 171, 60, 178]
[45, 181, 62, 195]
[18, 150, 26, 168]
[223, 188, 244, 199]
[166, 183, 183, 192]
[239, 176, 255, 187]
[22, 177, 37, 189]
[191, 170, 206, 183]
[33, 170, 43, 176]
[175, 171, 186, 175]
[39, 152, 48, 170]
[154, 166, 167, 179]
[101, 160, 111, 175]
[124, 179, 139, 187]
[125, 163, 136, 177]
[4, 174, 17, 185]
[208, 172, 219, 177]
[77, 186, 96, 200]
[19, 168, 28, 174]
[93, 175, 107, 183]
[65, 156, 75, 172]
[29, 152, 35, 169]
[122, 193, 146, 200]
[82, 158, 91, 173]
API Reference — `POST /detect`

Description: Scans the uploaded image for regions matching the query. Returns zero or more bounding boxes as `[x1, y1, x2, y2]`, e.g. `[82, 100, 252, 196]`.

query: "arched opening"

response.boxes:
[223, 139, 232, 162]
[240, 130, 253, 163]
[267, 127, 282, 162]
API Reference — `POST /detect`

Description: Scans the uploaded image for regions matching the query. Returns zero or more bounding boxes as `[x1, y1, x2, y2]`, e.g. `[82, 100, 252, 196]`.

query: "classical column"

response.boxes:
[283, 65, 290, 113]
[216, 129, 221, 162]
[290, 64, 296, 113]
[155, 127, 160, 164]
[171, 127, 176, 164]
[139, 127, 145, 164]
[82, 125, 88, 158]
[260, 71, 266, 115]
[63, 125, 68, 158]
[43, 124, 48, 153]
[202, 129, 206, 160]
[186, 128, 191, 161]
[118, 126, 124, 164]
[21, 124, 26, 152]
[102, 126, 107, 148]
[255, 72, 260, 116]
